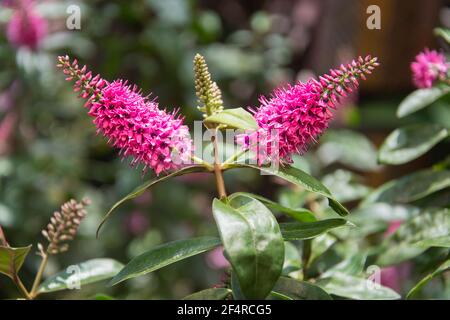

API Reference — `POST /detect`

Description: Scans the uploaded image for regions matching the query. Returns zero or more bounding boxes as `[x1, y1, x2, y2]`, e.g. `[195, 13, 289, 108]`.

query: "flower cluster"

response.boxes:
[193, 54, 224, 117]
[411, 49, 448, 88]
[238, 56, 379, 165]
[6, 0, 47, 50]
[57, 56, 193, 175]
[40, 198, 90, 255]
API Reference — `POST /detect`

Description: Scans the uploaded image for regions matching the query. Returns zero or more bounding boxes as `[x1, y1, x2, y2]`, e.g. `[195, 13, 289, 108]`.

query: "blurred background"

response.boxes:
[0, 0, 449, 299]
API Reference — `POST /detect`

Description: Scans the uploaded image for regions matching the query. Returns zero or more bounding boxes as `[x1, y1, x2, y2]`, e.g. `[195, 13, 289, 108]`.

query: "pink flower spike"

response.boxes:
[237, 55, 379, 164]
[411, 48, 449, 88]
[57, 56, 193, 175]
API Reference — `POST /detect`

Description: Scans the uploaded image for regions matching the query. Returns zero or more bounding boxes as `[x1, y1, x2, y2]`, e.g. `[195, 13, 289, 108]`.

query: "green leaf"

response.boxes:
[317, 130, 378, 171]
[317, 272, 400, 300]
[406, 258, 450, 299]
[38, 258, 123, 293]
[0, 245, 31, 279]
[376, 209, 450, 266]
[271, 277, 332, 300]
[110, 237, 221, 285]
[378, 124, 448, 165]
[204, 107, 258, 130]
[322, 170, 372, 203]
[229, 192, 316, 222]
[97, 165, 208, 237]
[183, 288, 232, 300]
[280, 219, 351, 241]
[231, 164, 349, 216]
[397, 87, 450, 118]
[321, 253, 367, 278]
[282, 242, 301, 275]
[212, 195, 284, 299]
[413, 236, 450, 248]
[362, 169, 450, 205]
[434, 27, 450, 44]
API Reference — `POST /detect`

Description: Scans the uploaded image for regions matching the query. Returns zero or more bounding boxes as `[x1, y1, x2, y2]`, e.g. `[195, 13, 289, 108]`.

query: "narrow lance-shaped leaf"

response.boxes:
[362, 169, 450, 205]
[397, 87, 450, 118]
[38, 258, 124, 294]
[280, 219, 352, 241]
[378, 124, 448, 165]
[97, 165, 208, 237]
[227, 164, 349, 216]
[228, 192, 316, 222]
[212, 195, 284, 299]
[407, 258, 450, 299]
[110, 237, 221, 285]
[271, 277, 332, 300]
[317, 272, 400, 300]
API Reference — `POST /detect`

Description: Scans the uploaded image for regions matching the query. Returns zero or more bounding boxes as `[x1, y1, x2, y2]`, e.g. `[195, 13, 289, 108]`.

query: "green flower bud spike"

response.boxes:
[193, 53, 224, 118]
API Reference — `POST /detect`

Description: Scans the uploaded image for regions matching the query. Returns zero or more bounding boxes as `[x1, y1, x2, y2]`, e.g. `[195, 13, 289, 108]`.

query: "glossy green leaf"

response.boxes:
[110, 237, 221, 285]
[397, 87, 450, 118]
[376, 209, 450, 266]
[406, 258, 450, 299]
[321, 253, 367, 278]
[434, 27, 450, 44]
[378, 124, 448, 165]
[271, 277, 332, 300]
[183, 288, 232, 300]
[38, 258, 123, 293]
[317, 272, 400, 300]
[362, 169, 450, 205]
[0, 245, 31, 279]
[212, 195, 284, 299]
[317, 130, 378, 171]
[97, 165, 208, 237]
[280, 219, 351, 241]
[230, 271, 246, 300]
[322, 170, 372, 203]
[229, 192, 316, 222]
[230, 164, 349, 216]
[204, 107, 258, 130]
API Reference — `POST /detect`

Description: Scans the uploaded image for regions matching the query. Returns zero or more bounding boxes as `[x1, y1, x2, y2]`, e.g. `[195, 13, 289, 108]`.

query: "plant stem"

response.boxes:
[211, 129, 227, 199]
[190, 155, 214, 171]
[13, 275, 31, 300]
[0, 225, 8, 247]
[223, 149, 247, 167]
[302, 239, 312, 280]
[30, 252, 49, 298]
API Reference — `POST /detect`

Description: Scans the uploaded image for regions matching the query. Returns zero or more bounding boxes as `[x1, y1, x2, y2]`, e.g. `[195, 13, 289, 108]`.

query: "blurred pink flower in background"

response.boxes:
[6, 0, 48, 50]
[411, 49, 449, 88]
[384, 220, 403, 237]
[380, 220, 412, 292]
[206, 246, 230, 270]
[124, 211, 150, 236]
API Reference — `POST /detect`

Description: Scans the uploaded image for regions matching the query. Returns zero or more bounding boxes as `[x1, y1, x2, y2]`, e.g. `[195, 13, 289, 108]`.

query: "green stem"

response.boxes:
[14, 276, 31, 300]
[222, 149, 247, 167]
[211, 129, 227, 199]
[190, 155, 214, 171]
[30, 252, 49, 299]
